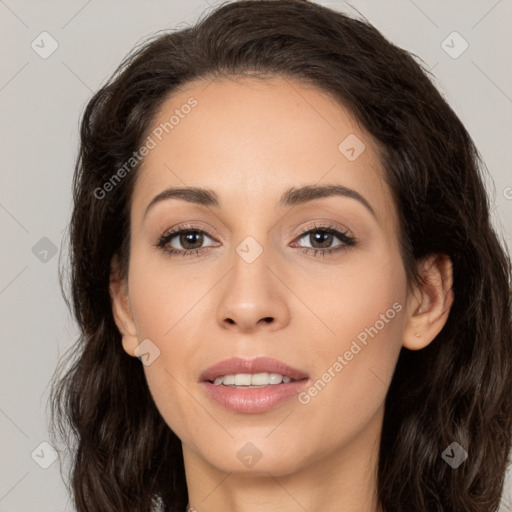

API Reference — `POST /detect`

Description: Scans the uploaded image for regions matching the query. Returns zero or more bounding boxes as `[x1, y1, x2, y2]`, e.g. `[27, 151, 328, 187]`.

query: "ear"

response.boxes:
[402, 253, 454, 350]
[109, 255, 139, 357]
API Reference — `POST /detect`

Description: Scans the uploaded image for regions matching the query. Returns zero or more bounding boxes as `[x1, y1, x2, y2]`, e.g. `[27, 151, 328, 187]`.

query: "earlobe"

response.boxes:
[109, 256, 139, 357]
[402, 253, 454, 350]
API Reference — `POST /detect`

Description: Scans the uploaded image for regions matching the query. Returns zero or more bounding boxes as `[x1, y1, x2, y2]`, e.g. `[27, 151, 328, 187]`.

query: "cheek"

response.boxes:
[296, 249, 407, 431]
[127, 244, 206, 340]
[304, 242, 406, 353]
[125, 248, 211, 437]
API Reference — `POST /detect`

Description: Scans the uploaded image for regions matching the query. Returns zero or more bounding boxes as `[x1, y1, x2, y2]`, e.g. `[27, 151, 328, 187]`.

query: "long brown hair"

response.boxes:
[49, 1, 512, 510]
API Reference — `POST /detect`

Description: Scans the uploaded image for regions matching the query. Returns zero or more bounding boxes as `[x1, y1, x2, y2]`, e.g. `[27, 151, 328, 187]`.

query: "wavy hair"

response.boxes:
[49, 1, 512, 510]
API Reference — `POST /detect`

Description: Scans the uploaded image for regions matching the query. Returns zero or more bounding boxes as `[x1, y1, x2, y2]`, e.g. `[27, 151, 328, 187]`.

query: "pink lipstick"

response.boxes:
[199, 356, 309, 413]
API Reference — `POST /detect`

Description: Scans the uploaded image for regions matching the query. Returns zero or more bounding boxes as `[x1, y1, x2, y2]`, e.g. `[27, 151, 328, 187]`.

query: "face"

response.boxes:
[112, 75, 412, 478]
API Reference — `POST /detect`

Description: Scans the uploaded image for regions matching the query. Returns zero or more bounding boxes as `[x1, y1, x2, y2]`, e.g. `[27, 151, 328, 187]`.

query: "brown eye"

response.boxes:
[159, 229, 215, 251]
[304, 230, 336, 249]
[174, 231, 206, 250]
[294, 226, 354, 251]
[156, 226, 219, 258]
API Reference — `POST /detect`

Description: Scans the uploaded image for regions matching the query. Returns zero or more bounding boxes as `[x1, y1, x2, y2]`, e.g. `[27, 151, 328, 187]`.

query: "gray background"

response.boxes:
[1, 0, 511, 510]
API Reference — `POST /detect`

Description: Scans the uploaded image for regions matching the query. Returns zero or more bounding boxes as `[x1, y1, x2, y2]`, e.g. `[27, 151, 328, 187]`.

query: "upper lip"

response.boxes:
[199, 356, 309, 382]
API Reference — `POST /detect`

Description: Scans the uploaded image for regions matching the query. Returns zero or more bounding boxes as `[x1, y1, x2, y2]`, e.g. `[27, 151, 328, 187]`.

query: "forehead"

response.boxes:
[131, 75, 397, 232]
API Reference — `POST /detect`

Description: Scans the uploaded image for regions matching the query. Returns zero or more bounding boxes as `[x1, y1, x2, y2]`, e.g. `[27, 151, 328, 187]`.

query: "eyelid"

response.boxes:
[155, 220, 357, 259]
[290, 222, 356, 251]
[157, 223, 219, 248]
[294, 221, 353, 239]
[158, 221, 220, 240]
[157, 220, 353, 244]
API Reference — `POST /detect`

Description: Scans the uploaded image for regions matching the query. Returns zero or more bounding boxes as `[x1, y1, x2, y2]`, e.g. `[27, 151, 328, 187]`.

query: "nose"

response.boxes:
[215, 250, 291, 333]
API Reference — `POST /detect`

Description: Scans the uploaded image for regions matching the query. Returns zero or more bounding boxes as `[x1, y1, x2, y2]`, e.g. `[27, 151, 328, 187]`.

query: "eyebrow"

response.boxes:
[144, 183, 376, 219]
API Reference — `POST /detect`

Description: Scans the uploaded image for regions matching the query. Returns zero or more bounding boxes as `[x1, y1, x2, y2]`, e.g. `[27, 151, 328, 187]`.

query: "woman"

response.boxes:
[49, 1, 512, 511]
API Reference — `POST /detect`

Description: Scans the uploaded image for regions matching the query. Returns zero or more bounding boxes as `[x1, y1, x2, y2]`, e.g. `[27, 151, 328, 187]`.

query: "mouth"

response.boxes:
[199, 355, 308, 384]
[210, 372, 297, 388]
[199, 356, 309, 413]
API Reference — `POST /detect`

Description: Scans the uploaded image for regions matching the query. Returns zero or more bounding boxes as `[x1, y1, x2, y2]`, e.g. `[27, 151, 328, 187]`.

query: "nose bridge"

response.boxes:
[215, 229, 290, 331]
[229, 231, 273, 300]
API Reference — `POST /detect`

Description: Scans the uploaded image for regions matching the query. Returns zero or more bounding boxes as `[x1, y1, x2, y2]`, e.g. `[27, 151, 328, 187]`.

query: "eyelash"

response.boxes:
[155, 222, 357, 259]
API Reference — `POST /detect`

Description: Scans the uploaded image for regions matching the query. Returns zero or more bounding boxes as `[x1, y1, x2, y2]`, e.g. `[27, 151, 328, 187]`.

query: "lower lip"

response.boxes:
[201, 379, 309, 413]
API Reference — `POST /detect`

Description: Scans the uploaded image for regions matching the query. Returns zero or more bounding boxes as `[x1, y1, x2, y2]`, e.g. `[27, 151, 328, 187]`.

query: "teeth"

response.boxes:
[251, 373, 271, 385]
[222, 375, 235, 385]
[212, 373, 294, 386]
[234, 374, 252, 386]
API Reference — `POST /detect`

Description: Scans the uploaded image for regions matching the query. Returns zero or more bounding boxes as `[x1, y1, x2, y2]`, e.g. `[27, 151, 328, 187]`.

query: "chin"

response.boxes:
[196, 438, 311, 477]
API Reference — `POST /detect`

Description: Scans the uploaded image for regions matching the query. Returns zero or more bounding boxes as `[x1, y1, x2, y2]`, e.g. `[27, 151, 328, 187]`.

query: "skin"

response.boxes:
[110, 75, 454, 512]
